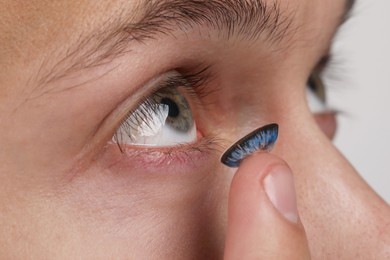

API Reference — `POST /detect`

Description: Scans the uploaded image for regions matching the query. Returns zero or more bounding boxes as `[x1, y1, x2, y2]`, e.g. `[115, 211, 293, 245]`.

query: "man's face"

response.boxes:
[1, 0, 389, 259]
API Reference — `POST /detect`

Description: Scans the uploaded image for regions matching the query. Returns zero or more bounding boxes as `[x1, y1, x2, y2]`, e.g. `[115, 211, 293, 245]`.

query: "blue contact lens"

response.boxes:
[221, 123, 279, 168]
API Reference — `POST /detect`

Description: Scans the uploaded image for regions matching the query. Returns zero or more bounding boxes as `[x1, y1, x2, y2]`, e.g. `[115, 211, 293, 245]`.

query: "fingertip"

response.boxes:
[229, 153, 299, 224]
[225, 153, 310, 259]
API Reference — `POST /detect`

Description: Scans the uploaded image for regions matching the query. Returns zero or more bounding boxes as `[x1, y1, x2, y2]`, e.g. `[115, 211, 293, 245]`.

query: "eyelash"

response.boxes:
[112, 66, 213, 153]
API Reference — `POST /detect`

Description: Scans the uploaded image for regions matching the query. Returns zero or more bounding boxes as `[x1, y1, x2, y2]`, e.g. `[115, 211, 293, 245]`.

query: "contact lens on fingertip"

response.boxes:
[221, 123, 279, 168]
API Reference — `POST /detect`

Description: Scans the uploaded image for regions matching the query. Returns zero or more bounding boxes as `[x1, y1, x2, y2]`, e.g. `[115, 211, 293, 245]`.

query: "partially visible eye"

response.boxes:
[308, 70, 326, 103]
[306, 66, 337, 139]
[113, 73, 200, 148]
[306, 71, 328, 113]
[306, 54, 332, 112]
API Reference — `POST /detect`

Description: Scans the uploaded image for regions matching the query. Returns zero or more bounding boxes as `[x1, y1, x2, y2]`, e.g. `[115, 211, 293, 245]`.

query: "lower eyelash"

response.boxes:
[221, 123, 279, 168]
[107, 136, 222, 170]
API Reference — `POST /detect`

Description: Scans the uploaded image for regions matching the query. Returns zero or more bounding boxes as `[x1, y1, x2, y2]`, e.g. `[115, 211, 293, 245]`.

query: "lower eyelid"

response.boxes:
[100, 137, 221, 173]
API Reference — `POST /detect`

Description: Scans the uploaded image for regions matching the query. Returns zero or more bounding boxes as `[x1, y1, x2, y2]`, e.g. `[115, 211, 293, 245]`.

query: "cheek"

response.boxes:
[48, 147, 231, 256]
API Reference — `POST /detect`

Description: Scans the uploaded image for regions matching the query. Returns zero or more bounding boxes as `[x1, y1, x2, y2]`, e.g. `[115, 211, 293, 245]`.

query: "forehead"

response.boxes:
[0, 0, 126, 60]
[0, 0, 348, 68]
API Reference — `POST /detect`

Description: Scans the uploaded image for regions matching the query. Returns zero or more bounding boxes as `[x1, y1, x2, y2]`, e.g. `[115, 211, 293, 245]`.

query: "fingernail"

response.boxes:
[263, 165, 298, 223]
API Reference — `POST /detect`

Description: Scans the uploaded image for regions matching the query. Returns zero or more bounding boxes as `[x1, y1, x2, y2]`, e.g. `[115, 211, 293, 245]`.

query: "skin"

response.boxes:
[0, 0, 389, 259]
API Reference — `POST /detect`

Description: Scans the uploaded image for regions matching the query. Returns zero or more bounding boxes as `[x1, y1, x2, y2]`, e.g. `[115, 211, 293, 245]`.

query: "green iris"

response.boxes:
[153, 87, 193, 133]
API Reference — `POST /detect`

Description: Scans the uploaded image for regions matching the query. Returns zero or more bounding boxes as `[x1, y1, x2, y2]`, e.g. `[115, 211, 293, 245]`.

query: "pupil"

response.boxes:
[161, 98, 180, 118]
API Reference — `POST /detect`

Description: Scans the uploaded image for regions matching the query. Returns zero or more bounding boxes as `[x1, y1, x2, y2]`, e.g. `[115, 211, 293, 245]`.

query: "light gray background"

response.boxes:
[327, 0, 390, 202]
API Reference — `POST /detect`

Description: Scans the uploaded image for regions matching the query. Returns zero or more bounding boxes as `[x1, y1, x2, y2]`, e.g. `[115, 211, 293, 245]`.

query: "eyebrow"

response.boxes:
[127, 0, 292, 43]
[38, 0, 355, 86]
[38, 0, 293, 85]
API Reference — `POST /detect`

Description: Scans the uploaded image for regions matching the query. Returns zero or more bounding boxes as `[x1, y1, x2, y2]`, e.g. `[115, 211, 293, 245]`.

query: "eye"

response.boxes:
[306, 66, 337, 139]
[306, 55, 330, 113]
[113, 74, 199, 147]
[306, 71, 328, 113]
